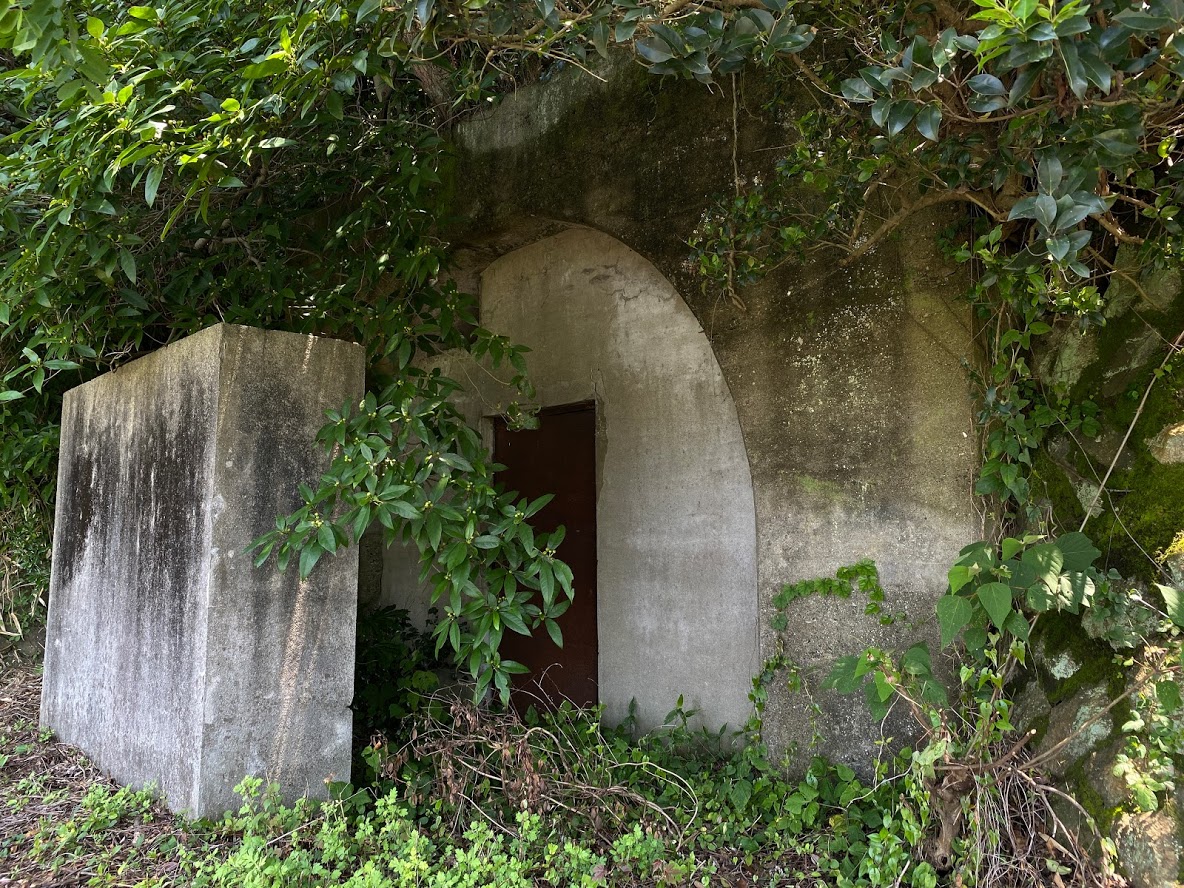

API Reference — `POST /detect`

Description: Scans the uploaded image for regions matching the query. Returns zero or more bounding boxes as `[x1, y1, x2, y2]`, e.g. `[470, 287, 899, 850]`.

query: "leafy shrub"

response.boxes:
[351, 606, 443, 748]
[0, 502, 51, 644]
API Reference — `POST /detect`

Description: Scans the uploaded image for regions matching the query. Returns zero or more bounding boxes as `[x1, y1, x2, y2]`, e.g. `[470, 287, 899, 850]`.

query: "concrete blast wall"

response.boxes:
[41, 324, 364, 818]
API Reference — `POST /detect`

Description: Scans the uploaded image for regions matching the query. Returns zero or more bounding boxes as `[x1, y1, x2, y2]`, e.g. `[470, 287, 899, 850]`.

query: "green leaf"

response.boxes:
[544, 620, 563, 648]
[524, 494, 552, 518]
[900, 643, 933, 677]
[1156, 680, 1181, 712]
[936, 594, 973, 648]
[948, 563, 974, 594]
[873, 669, 894, 702]
[389, 500, 420, 520]
[357, 0, 382, 21]
[119, 248, 137, 284]
[299, 544, 322, 579]
[0, 390, 24, 402]
[1004, 610, 1030, 641]
[963, 626, 988, 653]
[730, 778, 753, 811]
[317, 522, 336, 553]
[967, 73, 1005, 95]
[1033, 193, 1057, 232]
[1093, 128, 1140, 158]
[86, 16, 104, 38]
[636, 37, 674, 65]
[977, 582, 1013, 630]
[825, 655, 863, 694]
[1056, 532, 1101, 571]
[591, 21, 609, 58]
[915, 104, 941, 141]
[144, 164, 164, 208]
[886, 100, 917, 137]
[1113, 7, 1175, 30]
[1156, 584, 1184, 627]
[841, 77, 875, 103]
[538, 561, 554, 606]
[1021, 542, 1063, 590]
[1026, 583, 1055, 612]
[242, 57, 287, 80]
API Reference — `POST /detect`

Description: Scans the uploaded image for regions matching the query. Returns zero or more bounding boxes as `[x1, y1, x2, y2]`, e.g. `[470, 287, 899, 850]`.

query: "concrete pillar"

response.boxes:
[41, 324, 365, 818]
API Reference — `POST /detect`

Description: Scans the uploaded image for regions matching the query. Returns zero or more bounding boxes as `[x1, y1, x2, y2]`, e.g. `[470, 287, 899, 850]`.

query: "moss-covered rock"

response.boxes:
[1114, 806, 1184, 888]
[1033, 247, 1184, 579]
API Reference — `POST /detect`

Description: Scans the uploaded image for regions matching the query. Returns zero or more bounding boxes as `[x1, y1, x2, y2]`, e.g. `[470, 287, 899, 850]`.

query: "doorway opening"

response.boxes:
[494, 402, 598, 708]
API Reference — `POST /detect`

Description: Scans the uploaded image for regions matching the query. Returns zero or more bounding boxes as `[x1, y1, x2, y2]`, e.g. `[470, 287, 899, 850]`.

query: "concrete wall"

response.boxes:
[423, 56, 983, 768]
[42, 324, 364, 816]
[383, 229, 760, 733]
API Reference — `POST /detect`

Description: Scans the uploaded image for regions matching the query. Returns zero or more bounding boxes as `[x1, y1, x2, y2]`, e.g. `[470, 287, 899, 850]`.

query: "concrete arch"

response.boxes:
[383, 227, 758, 733]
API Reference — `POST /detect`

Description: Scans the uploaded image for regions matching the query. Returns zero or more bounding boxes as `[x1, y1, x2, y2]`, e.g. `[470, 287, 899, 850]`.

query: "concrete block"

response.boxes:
[41, 324, 365, 818]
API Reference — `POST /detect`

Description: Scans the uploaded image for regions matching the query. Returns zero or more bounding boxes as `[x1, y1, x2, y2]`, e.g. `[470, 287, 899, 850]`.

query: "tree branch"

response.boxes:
[839, 189, 1003, 267]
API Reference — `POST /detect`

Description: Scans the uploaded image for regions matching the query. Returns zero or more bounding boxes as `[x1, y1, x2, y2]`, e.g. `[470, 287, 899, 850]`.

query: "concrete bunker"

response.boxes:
[379, 227, 761, 734]
[41, 325, 365, 818]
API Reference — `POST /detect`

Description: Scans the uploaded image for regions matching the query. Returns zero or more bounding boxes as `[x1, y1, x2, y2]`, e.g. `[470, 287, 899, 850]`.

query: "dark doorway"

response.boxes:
[494, 402, 598, 708]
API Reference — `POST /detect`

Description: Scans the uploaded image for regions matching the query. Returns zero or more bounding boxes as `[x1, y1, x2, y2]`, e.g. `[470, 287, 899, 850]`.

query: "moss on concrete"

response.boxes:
[1035, 612, 1126, 707]
[1066, 757, 1123, 832]
[1030, 448, 1085, 531]
[1052, 271, 1184, 579]
[1083, 361, 1184, 577]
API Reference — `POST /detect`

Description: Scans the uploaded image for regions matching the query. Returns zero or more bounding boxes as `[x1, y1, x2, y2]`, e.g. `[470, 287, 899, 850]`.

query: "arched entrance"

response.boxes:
[384, 228, 759, 733]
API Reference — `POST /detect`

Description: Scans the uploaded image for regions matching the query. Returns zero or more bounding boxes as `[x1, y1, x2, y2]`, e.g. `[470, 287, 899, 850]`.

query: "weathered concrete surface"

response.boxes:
[42, 324, 364, 817]
[430, 54, 982, 768]
[384, 229, 759, 734]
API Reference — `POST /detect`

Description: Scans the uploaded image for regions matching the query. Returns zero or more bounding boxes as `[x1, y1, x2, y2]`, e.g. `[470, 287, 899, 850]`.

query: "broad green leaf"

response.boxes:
[1004, 610, 1030, 641]
[901, 643, 933, 677]
[1026, 583, 1055, 612]
[967, 73, 1005, 95]
[242, 57, 287, 79]
[1157, 680, 1181, 712]
[841, 77, 874, 103]
[1056, 532, 1101, 571]
[636, 37, 674, 64]
[1113, 7, 1175, 29]
[317, 522, 336, 553]
[977, 582, 1013, 630]
[936, 594, 972, 647]
[299, 544, 322, 579]
[1021, 542, 1063, 590]
[886, 101, 917, 137]
[825, 655, 863, 694]
[1093, 128, 1140, 158]
[948, 563, 974, 594]
[1157, 584, 1184, 628]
